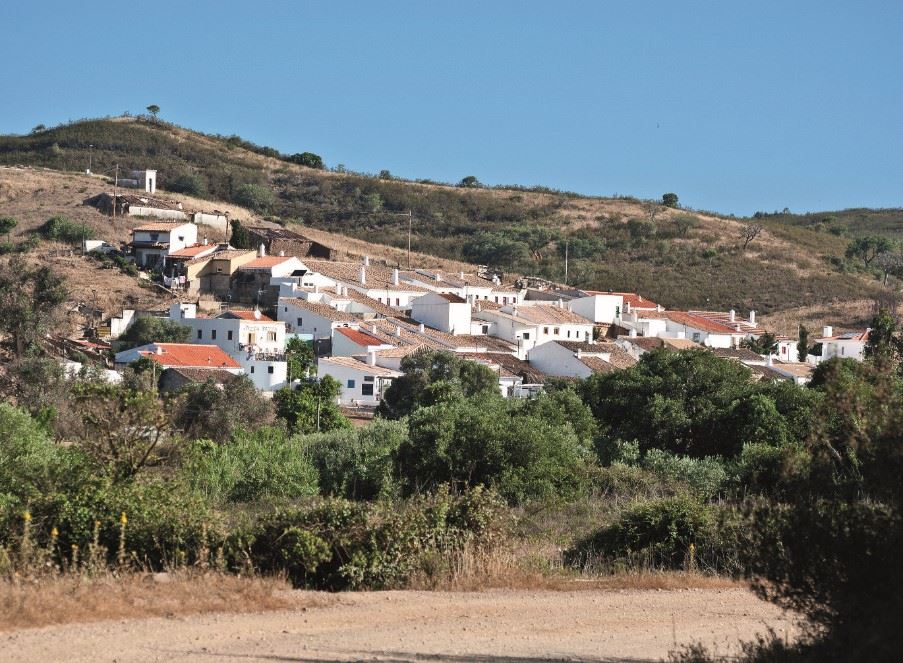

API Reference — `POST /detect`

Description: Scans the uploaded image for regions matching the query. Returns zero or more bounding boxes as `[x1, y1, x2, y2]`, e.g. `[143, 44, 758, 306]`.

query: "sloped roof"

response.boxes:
[163, 367, 238, 385]
[819, 330, 870, 342]
[336, 327, 388, 347]
[689, 310, 766, 335]
[665, 311, 740, 334]
[508, 305, 591, 325]
[318, 356, 401, 377]
[138, 343, 240, 369]
[582, 290, 660, 310]
[219, 309, 276, 322]
[283, 298, 356, 322]
[237, 256, 296, 270]
[168, 244, 217, 258]
[304, 260, 429, 292]
[711, 347, 765, 362]
[132, 221, 190, 232]
[340, 289, 401, 317]
[579, 356, 618, 374]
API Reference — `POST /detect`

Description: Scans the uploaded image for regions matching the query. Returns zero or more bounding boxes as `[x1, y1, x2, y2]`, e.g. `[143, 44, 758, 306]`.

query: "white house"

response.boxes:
[528, 340, 636, 379]
[474, 303, 594, 358]
[331, 326, 395, 357]
[316, 356, 401, 406]
[278, 297, 357, 339]
[168, 303, 288, 391]
[410, 292, 472, 335]
[816, 326, 870, 363]
[130, 221, 198, 268]
[662, 310, 763, 348]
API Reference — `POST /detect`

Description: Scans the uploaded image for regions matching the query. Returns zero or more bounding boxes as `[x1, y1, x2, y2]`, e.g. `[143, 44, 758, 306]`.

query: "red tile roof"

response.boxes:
[168, 244, 217, 258]
[335, 327, 387, 347]
[238, 256, 296, 270]
[139, 344, 240, 369]
[665, 311, 739, 334]
[132, 221, 190, 232]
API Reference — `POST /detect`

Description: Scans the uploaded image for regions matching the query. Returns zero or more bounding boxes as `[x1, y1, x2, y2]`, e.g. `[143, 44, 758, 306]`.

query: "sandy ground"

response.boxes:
[3, 588, 798, 663]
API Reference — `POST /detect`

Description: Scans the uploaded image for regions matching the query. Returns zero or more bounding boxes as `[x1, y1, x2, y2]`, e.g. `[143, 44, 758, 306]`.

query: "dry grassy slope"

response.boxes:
[0, 166, 474, 322]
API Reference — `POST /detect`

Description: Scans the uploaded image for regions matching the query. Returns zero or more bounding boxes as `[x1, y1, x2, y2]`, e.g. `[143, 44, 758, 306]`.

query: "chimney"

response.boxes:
[203, 237, 209, 246]
[279, 250, 285, 257]
[823, 325, 833, 338]
[258, 244, 266, 258]
[625, 302, 632, 314]
[155, 346, 163, 355]
[371, 324, 378, 334]
[363, 256, 370, 266]
[393, 268, 399, 286]
[367, 351, 376, 366]
[629, 328, 637, 338]
[749, 310, 756, 325]
[359, 266, 366, 285]
[419, 323, 425, 333]
[729, 309, 736, 322]
[477, 302, 482, 312]
[657, 304, 663, 312]
[435, 271, 442, 282]
[335, 283, 341, 294]
[557, 299, 564, 308]
[314, 284, 319, 294]
[576, 349, 583, 358]
[767, 354, 774, 366]
[253, 309, 261, 320]
[459, 271, 464, 280]
[395, 325, 402, 337]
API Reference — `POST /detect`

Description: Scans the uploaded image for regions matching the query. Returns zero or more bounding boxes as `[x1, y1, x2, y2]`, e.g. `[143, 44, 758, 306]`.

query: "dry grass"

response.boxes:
[0, 571, 322, 632]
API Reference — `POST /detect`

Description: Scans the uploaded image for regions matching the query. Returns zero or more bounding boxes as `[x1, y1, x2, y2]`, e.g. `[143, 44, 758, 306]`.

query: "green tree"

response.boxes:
[229, 219, 251, 248]
[146, 104, 160, 120]
[661, 192, 679, 208]
[167, 172, 207, 197]
[741, 331, 778, 355]
[0, 217, 16, 242]
[377, 350, 499, 419]
[288, 152, 324, 169]
[274, 376, 349, 434]
[233, 183, 276, 214]
[864, 308, 900, 364]
[174, 375, 275, 443]
[798, 324, 809, 362]
[286, 337, 315, 381]
[845, 235, 893, 267]
[0, 256, 67, 356]
[459, 175, 480, 188]
[119, 316, 190, 349]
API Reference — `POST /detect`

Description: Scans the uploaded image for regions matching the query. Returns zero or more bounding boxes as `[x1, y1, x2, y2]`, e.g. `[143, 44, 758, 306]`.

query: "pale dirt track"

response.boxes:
[2, 588, 798, 663]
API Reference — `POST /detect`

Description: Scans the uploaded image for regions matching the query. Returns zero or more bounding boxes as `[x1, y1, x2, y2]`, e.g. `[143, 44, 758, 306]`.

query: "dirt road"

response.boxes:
[2, 588, 797, 663]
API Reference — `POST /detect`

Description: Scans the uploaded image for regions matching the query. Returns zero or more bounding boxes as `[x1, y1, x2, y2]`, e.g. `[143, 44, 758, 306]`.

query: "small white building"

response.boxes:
[331, 326, 395, 357]
[528, 340, 636, 379]
[410, 292, 472, 335]
[278, 297, 357, 339]
[316, 356, 401, 406]
[816, 326, 870, 363]
[131, 221, 198, 268]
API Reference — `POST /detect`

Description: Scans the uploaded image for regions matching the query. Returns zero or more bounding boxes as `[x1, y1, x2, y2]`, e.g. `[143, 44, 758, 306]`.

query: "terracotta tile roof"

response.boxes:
[336, 327, 389, 347]
[163, 367, 239, 384]
[220, 309, 276, 322]
[283, 298, 356, 322]
[818, 330, 870, 341]
[132, 221, 190, 232]
[665, 311, 740, 335]
[304, 260, 429, 292]
[318, 356, 401, 377]
[583, 291, 660, 310]
[461, 352, 548, 383]
[339, 289, 400, 317]
[168, 244, 217, 258]
[711, 347, 764, 362]
[663, 338, 702, 350]
[209, 250, 256, 261]
[772, 362, 815, 378]
[375, 345, 427, 358]
[246, 225, 308, 241]
[138, 344, 240, 369]
[505, 305, 591, 325]
[579, 356, 618, 374]
[435, 293, 468, 303]
[238, 256, 296, 270]
[689, 310, 766, 335]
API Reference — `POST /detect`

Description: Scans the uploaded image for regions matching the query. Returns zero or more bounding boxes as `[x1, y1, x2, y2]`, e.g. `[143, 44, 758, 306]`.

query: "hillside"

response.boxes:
[0, 116, 895, 331]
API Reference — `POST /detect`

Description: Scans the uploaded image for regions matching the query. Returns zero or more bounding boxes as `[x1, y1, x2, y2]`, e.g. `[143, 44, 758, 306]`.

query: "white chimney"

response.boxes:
[629, 328, 637, 338]
[371, 324, 378, 334]
[253, 309, 262, 320]
[203, 237, 209, 246]
[258, 244, 266, 258]
[367, 351, 376, 366]
[823, 326, 833, 338]
[459, 271, 465, 279]
[314, 284, 319, 294]
[363, 256, 370, 266]
[625, 302, 632, 314]
[435, 272, 442, 282]
[657, 304, 663, 312]
[359, 266, 366, 285]
[155, 346, 163, 355]
[419, 323, 425, 333]
[576, 349, 583, 358]
[749, 310, 756, 325]
[335, 283, 341, 294]
[395, 325, 402, 337]
[279, 250, 285, 257]
[729, 309, 736, 322]
[392, 268, 399, 286]
[767, 354, 774, 366]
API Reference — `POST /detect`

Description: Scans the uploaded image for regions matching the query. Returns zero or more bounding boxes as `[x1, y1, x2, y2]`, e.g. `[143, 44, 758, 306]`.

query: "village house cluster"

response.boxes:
[78, 191, 872, 408]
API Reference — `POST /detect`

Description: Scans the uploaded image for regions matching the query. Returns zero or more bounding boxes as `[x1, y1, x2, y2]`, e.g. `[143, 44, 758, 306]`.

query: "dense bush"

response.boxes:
[118, 316, 190, 349]
[38, 215, 93, 244]
[180, 428, 318, 504]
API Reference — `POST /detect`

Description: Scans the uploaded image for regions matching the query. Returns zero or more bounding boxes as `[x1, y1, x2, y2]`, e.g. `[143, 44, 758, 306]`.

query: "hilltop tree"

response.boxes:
[146, 104, 160, 121]
[845, 236, 893, 267]
[233, 183, 275, 214]
[459, 175, 480, 188]
[740, 222, 764, 250]
[287, 152, 324, 169]
[661, 192, 679, 208]
[742, 331, 778, 355]
[864, 308, 900, 364]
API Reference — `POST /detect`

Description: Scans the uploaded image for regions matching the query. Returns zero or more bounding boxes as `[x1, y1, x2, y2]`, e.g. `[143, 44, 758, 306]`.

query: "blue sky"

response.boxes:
[2, 1, 901, 216]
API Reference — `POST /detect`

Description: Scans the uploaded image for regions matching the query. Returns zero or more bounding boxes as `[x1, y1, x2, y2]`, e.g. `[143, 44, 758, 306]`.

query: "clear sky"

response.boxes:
[3, 1, 901, 216]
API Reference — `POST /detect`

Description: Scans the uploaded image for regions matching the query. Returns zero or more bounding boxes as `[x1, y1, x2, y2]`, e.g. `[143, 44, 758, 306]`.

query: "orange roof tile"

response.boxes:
[139, 344, 240, 369]
[336, 327, 388, 347]
[238, 256, 296, 270]
[220, 309, 276, 322]
[168, 244, 217, 258]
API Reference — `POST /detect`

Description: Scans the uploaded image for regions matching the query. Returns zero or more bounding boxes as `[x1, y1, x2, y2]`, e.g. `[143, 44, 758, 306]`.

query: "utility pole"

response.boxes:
[564, 239, 569, 285]
[407, 210, 413, 269]
[112, 164, 119, 219]
[87, 144, 94, 174]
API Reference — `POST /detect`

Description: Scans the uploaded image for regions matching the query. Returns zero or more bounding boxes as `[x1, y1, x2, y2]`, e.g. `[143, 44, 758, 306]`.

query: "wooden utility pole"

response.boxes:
[112, 164, 119, 218]
[407, 210, 413, 269]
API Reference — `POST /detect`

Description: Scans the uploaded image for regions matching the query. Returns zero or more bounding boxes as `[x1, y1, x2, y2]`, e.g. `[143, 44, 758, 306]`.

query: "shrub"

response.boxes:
[233, 183, 275, 213]
[180, 428, 318, 504]
[38, 215, 93, 245]
[642, 449, 728, 500]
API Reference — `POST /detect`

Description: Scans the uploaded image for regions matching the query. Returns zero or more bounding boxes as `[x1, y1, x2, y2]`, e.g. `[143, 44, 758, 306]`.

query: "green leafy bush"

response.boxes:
[38, 215, 93, 244]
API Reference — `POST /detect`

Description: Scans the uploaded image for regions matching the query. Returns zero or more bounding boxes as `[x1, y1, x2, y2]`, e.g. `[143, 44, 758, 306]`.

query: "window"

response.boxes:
[495, 296, 499, 303]
[211, 330, 217, 340]
[227, 331, 233, 340]
[567, 330, 571, 338]
[364, 376, 374, 382]
[347, 379, 356, 389]
[482, 325, 489, 334]
[297, 317, 303, 326]
[544, 327, 549, 335]
[267, 366, 274, 374]
[284, 306, 288, 312]
[395, 298, 400, 306]
[150, 233, 159, 241]
[197, 329, 203, 339]
[502, 297, 508, 305]
[267, 331, 277, 342]
[250, 366, 255, 374]
[361, 383, 374, 396]
[553, 327, 560, 335]
[522, 332, 530, 340]
[692, 332, 701, 342]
